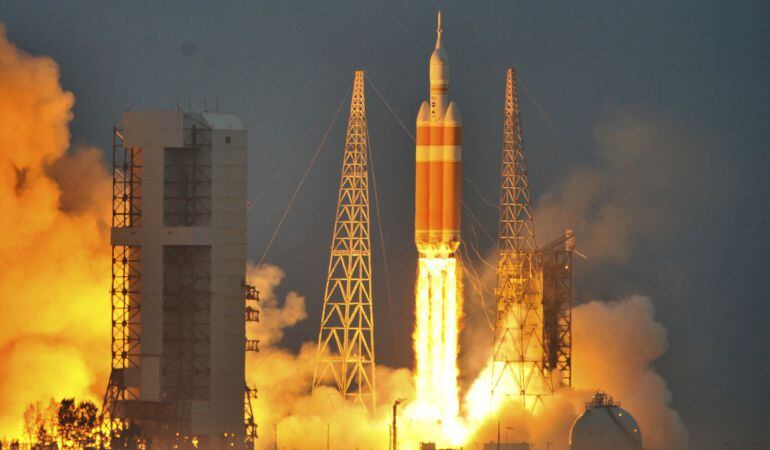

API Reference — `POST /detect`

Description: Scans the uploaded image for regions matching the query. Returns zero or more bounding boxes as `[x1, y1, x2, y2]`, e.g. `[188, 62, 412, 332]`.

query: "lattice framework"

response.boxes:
[539, 230, 574, 389]
[313, 70, 376, 410]
[244, 282, 259, 448]
[491, 68, 552, 405]
[103, 127, 143, 437]
[162, 244, 212, 433]
[112, 127, 142, 228]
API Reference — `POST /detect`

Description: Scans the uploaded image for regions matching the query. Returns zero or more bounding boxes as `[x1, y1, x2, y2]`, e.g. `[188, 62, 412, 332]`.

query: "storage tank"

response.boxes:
[569, 391, 643, 450]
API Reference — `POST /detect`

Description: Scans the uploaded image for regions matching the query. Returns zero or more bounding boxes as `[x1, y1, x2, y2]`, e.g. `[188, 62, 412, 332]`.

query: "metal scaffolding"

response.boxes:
[313, 70, 376, 410]
[162, 245, 212, 432]
[244, 281, 259, 448]
[103, 127, 143, 436]
[112, 126, 142, 228]
[244, 386, 258, 449]
[164, 125, 212, 227]
[491, 68, 552, 405]
[538, 230, 574, 389]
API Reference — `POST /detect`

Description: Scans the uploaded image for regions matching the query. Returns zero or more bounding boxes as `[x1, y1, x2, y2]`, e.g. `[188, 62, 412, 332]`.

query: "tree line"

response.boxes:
[2, 398, 100, 450]
[4, 399, 210, 450]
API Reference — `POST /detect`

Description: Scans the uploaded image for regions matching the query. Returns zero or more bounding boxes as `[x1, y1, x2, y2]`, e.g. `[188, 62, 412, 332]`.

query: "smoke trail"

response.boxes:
[0, 25, 111, 437]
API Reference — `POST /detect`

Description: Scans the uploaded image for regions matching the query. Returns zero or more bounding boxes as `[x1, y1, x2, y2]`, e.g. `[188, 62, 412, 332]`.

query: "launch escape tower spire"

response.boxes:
[491, 68, 553, 404]
[313, 70, 376, 410]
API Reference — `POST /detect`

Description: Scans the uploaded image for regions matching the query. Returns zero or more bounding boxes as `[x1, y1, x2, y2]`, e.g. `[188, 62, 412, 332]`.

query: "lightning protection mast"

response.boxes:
[313, 70, 376, 410]
[491, 68, 553, 408]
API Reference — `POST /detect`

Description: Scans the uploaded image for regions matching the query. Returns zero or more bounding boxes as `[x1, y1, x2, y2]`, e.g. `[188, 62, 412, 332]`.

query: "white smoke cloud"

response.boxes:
[534, 106, 707, 262]
[570, 295, 689, 449]
[244, 263, 415, 450]
[245, 263, 308, 347]
[246, 257, 688, 449]
[459, 296, 688, 450]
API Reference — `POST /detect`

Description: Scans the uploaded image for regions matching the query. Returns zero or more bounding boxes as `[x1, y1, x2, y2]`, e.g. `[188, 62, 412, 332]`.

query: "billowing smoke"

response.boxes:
[463, 295, 688, 449]
[246, 262, 308, 348]
[570, 295, 688, 448]
[245, 263, 416, 449]
[246, 261, 688, 449]
[0, 25, 111, 437]
[534, 107, 706, 262]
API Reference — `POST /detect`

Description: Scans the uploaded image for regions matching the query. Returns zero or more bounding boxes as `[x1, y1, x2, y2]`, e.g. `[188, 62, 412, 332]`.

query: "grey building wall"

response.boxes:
[113, 110, 246, 447]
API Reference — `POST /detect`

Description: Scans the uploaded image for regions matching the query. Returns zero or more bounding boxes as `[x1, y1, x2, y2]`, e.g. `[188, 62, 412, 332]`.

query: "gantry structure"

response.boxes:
[102, 112, 256, 449]
[244, 282, 260, 448]
[313, 70, 376, 410]
[538, 229, 574, 389]
[102, 126, 143, 439]
[491, 68, 552, 406]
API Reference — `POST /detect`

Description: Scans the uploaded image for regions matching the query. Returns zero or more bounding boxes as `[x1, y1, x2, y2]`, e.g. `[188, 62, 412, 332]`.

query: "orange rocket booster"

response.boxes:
[415, 12, 462, 257]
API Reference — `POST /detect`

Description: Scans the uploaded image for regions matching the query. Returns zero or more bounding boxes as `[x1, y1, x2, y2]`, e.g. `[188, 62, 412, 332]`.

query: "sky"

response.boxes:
[1, 1, 767, 448]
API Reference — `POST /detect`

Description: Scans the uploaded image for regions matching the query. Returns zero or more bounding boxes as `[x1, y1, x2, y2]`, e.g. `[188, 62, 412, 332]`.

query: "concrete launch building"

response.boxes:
[103, 110, 256, 448]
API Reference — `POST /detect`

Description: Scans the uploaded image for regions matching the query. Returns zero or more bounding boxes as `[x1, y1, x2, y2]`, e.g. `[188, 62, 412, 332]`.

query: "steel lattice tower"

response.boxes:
[313, 70, 376, 409]
[102, 127, 142, 439]
[491, 68, 552, 404]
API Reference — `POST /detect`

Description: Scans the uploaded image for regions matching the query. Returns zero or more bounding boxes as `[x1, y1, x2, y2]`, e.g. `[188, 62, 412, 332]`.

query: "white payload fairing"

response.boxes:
[415, 12, 462, 258]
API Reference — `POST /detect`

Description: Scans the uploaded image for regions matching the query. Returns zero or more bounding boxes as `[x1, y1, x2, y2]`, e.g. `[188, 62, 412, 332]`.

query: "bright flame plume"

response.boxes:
[413, 257, 460, 422]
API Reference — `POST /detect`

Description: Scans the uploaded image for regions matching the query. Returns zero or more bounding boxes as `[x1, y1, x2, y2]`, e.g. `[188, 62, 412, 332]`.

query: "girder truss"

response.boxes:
[313, 71, 376, 410]
[112, 127, 142, 228]
[539, 230, 574, 389]
[492, 68, 553, 405]
[103, 127, 143, 435]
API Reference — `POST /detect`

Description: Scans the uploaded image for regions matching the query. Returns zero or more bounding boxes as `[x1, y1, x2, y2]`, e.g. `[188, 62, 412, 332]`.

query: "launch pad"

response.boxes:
[309, 12, 575, 449]
[97, 11, 575, 450]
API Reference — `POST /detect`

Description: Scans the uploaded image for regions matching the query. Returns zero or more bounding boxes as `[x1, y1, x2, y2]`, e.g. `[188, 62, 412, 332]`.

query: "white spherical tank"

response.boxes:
[570, 391, 643, 450]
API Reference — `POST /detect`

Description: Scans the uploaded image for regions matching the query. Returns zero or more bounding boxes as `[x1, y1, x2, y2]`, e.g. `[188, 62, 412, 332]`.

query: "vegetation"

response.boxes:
[10, 398, 101, 450]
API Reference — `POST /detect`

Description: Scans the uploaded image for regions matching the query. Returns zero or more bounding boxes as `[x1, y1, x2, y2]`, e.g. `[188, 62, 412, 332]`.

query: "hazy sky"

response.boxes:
[1, 1, 767, 448]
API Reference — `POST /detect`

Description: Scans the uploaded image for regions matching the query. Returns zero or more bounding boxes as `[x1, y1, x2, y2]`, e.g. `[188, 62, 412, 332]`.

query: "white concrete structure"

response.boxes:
[112, 110, 247, 447]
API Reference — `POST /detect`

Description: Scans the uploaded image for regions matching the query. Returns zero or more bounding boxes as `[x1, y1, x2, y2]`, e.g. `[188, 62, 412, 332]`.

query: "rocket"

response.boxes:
[415, 12, 462, 257]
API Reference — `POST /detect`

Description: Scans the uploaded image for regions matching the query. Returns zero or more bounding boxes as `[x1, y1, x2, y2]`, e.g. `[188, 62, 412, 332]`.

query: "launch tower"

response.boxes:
[491, 68, 575, 404]
[313, 71, 377, 410]
[491, 68, 551, 404]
